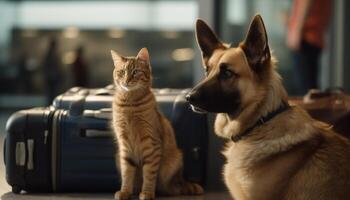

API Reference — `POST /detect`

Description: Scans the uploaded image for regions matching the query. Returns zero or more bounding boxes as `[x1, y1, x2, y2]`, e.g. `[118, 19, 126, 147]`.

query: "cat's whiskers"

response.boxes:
[117, 83, 142, 93]
[120, 84, 130, 91]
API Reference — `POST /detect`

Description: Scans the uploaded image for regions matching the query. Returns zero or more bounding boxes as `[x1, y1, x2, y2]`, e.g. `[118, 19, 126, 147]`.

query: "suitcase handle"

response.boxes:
[83, 109, 112, 119]
[81, 129, 113, 138]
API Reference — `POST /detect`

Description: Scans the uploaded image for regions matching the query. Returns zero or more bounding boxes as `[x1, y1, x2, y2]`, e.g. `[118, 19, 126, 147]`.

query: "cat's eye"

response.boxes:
[117, 70, 125, 77]
[132, 70, 142, 76]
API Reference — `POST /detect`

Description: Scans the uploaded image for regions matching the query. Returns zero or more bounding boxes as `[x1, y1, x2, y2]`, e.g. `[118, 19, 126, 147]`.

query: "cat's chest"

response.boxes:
[116, 115, 154, 162]
[114, 112, 156, 143]
[114, 107, 157, 126]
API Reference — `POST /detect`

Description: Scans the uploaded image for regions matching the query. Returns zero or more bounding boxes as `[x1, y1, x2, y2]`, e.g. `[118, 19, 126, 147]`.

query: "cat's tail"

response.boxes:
[180, 181, 204, 195]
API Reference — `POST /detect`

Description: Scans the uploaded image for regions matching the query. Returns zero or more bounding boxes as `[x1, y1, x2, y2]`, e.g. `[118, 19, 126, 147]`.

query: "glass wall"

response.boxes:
[219, 0, 308, 95]
[0, 0, 198, 107]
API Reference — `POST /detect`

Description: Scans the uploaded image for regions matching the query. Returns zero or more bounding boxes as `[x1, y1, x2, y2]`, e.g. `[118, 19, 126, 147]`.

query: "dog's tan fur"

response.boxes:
[194, 15, 350, 199]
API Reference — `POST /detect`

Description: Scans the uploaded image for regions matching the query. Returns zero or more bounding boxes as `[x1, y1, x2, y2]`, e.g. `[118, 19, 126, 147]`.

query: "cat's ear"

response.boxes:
[136, 48, 150, 64]
[110, 50, 125, 66]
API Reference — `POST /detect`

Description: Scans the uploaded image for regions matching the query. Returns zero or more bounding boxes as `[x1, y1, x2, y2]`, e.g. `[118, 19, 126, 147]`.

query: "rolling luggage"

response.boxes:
[4, 88, 208, 193]
[52, 85, 191, 111]
[52, 85, 115, 109]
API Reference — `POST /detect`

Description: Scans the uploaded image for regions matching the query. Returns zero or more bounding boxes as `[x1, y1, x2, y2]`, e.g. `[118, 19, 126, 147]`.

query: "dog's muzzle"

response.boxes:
[185, 91, 199, 104]
[185, 91, 208, 114]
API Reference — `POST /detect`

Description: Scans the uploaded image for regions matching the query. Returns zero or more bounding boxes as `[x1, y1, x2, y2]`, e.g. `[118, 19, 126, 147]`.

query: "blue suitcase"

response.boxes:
[4, 88, 208, 193]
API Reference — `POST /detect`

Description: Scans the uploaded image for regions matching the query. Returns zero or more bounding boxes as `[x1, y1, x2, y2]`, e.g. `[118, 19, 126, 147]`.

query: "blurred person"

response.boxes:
[43, 37, 62, 104]
[72, 45, 88, 87]
[287, 0, 332, 95]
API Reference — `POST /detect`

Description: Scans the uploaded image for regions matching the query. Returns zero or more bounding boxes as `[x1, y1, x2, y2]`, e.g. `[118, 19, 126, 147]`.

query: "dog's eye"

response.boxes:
[218, 63, 238, 80]
[219, 68, 235, 80]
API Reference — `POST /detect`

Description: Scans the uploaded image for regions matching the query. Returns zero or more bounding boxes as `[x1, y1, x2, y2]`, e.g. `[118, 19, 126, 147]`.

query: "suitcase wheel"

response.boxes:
[12, 186, 21, 194]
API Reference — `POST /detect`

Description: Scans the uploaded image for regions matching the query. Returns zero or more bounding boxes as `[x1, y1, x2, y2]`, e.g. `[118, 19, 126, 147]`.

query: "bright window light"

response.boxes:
[15, 1, 197, 30]
[172, 48, 195, 62]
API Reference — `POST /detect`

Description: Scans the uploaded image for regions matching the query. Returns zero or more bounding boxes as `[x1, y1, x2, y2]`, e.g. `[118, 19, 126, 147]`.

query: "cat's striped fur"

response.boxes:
[111, 48, 203, 200]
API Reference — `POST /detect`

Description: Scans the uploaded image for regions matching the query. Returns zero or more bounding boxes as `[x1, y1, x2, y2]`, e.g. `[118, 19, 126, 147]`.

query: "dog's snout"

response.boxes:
[185, 93, 191, 102]
[186, 91, 200, 103]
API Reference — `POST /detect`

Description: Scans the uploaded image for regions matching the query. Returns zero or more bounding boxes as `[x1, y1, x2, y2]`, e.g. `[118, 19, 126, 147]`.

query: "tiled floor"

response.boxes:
[0, 110, 231, 200]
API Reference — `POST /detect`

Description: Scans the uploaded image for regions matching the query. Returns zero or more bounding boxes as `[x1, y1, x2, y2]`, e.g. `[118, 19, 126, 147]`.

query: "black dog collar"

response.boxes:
[231, 101, 290, 142]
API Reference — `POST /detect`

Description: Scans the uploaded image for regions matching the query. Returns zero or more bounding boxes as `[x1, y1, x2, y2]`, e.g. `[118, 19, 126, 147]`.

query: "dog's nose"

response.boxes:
[185, 93, 192, 102]
[186, 91, 200, 103]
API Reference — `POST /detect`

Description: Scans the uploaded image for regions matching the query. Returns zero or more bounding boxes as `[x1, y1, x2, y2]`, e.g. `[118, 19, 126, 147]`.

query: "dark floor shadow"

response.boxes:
[1, 192, 115, 200]
[0, 191, 230, 200]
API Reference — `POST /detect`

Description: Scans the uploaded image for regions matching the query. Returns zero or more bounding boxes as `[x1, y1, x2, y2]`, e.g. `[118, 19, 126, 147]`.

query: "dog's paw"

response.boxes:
[139, 191, 155, 200]
[114, 190, 131, 200]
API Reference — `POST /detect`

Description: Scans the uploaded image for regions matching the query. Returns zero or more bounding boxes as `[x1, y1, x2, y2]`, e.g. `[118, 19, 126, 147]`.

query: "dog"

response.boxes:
[186, 14, 350, 200]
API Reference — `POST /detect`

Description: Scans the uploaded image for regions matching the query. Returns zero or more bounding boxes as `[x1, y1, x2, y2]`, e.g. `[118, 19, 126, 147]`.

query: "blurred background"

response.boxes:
[0, 0, 349, 197]
[0, 0, 197, 108]
[0, 0, 349, 108]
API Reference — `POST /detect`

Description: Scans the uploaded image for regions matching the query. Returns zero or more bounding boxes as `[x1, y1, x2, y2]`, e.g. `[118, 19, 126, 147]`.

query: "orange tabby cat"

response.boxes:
[111, 48, 203, 200]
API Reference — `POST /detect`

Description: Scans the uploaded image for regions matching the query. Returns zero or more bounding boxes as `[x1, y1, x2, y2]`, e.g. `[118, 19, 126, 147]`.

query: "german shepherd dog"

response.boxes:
[186, 15, 350, 200]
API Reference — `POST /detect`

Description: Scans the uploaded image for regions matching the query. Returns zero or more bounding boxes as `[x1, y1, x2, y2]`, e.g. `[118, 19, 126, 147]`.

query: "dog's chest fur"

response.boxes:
[224, 144, 303, 199]
[219, 110, 318, 200]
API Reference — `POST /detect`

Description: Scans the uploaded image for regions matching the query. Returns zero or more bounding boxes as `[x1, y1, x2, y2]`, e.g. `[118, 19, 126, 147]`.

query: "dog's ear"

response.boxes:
[241, 14, 271, 72]
[195, 19, 224, 58]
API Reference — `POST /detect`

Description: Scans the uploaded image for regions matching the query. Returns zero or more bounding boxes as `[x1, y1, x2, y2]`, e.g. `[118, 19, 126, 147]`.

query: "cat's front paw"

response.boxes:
[114, 190, 131, 200]
[139, 191, 155, 200]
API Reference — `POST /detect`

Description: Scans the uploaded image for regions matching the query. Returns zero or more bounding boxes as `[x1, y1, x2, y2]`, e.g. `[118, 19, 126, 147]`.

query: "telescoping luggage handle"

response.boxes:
[68, 96, 113, 138]
[78, 90, 191, 138]
[81, 108, 113, 138]
[83, 108, 112, 120]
